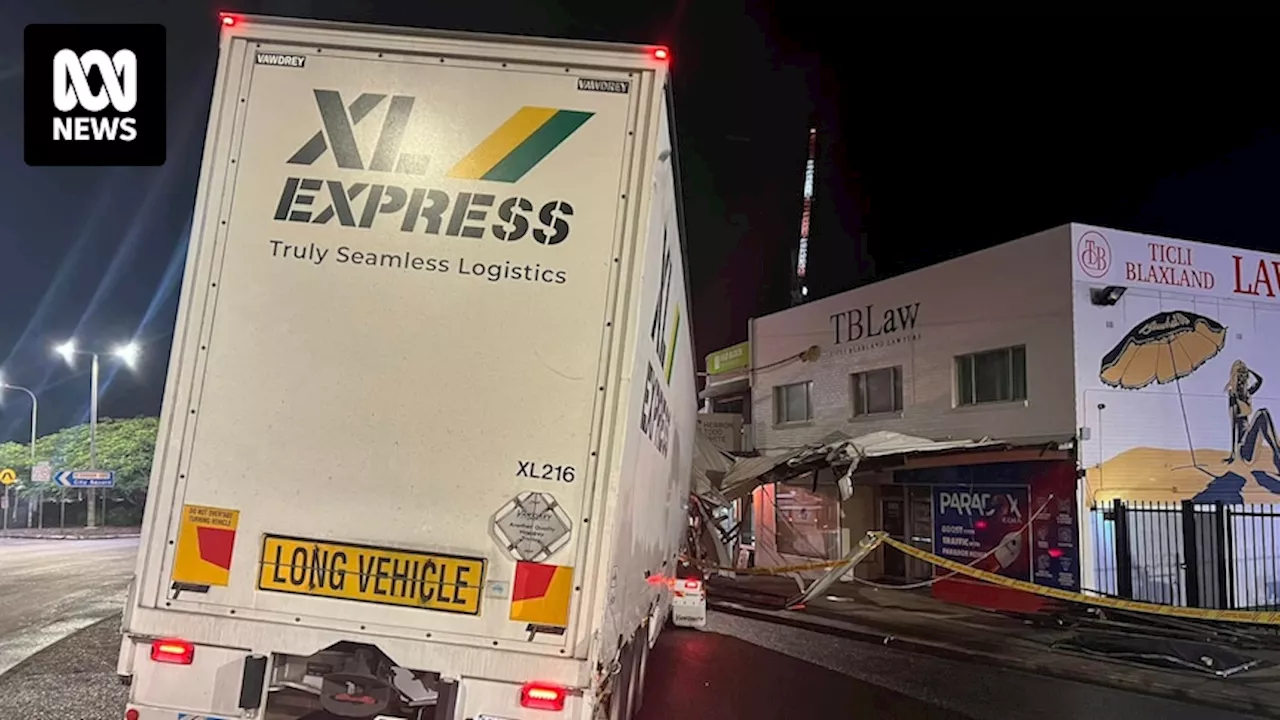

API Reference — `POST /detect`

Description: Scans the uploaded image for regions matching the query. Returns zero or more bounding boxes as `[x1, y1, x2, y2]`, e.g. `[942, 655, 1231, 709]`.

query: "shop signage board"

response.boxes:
[697, 413, 742, 452]
[932, 484, 1032, 582]
[705, 342, 749, 375]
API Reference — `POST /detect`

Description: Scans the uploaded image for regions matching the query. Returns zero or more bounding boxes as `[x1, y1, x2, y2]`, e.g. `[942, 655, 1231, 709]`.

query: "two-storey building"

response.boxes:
[716, 223, 1280, 607]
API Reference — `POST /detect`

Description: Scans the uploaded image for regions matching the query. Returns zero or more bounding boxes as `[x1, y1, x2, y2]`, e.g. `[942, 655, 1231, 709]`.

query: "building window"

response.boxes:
[773, 381, 813, 424]
[775, 480, 841, 559]
[851, 366, 903, 416]
[956, 345, 1027, 406]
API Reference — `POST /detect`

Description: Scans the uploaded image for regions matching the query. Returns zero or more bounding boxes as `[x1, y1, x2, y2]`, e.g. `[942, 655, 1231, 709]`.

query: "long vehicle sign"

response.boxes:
[257, 535, 486, 615]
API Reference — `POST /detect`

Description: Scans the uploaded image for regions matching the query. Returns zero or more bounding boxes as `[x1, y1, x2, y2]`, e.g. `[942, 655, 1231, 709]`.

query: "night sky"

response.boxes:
[1, 5, 1276, 442]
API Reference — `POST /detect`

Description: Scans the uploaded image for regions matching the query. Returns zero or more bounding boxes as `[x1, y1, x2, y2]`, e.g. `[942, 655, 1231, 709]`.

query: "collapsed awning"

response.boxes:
[698, 373, 749, 400]
[716, 430, 1009, 502]
[691, 427, 735, 506]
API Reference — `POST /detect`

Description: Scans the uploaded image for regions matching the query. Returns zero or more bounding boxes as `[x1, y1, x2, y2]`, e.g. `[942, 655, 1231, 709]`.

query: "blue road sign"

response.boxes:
[53, 470, 115, 488]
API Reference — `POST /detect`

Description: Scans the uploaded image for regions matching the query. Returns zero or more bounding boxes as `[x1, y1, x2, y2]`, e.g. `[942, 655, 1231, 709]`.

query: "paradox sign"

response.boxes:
[24, 24, 166, 166]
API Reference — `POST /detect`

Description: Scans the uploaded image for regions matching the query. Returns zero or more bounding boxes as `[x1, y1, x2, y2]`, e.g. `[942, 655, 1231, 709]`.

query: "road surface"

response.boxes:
[0, 608, 1262, 720]
[0, 538, 137, 675]
[639, 612, 1261, 720]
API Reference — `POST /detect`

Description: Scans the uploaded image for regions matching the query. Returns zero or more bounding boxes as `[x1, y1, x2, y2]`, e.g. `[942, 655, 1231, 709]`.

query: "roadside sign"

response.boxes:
[32, 462, 51, 484]
[54, 470, 115, 488]
[0, 468, 12, 533]
[491, 491, 572, 563]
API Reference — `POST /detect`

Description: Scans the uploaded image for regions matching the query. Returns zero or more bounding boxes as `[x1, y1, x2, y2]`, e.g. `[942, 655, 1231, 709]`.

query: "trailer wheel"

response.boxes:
[608, 639, 636, 720]
[632, 625, 652, 713]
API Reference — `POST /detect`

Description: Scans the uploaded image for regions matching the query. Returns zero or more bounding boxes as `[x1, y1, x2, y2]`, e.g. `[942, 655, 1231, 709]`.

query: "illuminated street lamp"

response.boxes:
[0, 374, 37, 534]
[52, 339, 141, 528]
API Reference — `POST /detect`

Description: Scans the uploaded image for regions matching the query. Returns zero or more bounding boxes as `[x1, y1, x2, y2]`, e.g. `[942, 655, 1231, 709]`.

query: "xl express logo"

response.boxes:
[639, 227, 680, 458]
[23, 24, 166, 167]
[274, 89, 593, 246]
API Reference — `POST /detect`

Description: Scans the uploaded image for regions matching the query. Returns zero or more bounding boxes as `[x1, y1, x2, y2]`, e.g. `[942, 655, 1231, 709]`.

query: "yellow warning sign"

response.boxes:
[879, 534, 1280, 625]
[0, 469, 17, 486]
[257, 535, 486, 615]
[510, 561, 574, 627]
[172, 505, 240, 587]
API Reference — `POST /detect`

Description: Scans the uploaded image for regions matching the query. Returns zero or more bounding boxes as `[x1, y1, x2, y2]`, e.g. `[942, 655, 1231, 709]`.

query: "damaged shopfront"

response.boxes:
[695, 431, 1083, 613]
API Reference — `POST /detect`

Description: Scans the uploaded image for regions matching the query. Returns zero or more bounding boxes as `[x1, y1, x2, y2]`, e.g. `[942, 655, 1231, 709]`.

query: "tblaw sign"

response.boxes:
[828, 301, 922, 355]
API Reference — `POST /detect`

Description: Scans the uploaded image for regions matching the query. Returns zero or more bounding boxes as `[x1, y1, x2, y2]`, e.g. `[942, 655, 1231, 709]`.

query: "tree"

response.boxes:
[4, 417, 159, 506]
[0, 441, 31, 482]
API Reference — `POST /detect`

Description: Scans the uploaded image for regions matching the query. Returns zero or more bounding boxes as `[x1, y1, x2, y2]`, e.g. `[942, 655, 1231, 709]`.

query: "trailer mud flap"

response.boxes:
[239, 654, 267, 709]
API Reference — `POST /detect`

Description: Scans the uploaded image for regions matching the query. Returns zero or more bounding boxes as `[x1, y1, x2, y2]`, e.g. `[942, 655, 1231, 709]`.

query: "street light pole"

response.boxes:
[29, 390, 39, 528]
[0, 380, 37, 533]
[54, 339, 139, 530]
[89, 352, 100, 528]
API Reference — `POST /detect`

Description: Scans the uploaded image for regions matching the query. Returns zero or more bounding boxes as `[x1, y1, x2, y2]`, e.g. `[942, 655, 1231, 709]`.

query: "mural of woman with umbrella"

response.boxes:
[1099, 310, 1227, 472]
[1224, 359, 1280, 468]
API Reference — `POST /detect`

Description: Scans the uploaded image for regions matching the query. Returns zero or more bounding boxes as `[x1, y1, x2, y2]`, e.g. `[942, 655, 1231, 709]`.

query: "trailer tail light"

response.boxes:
[684, 579, 702, 591]
[653, 47, 669, 61]
[150, 638, 195, 665]
[520, 682, 567, 711]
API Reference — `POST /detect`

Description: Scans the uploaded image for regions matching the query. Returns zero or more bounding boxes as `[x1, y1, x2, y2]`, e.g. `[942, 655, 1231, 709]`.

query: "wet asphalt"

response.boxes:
[0, 537, 137, 676]
[0, 611, 1264, 720]
[644, 612, 1265, 720]
[0, 539, 1264, 720]
[0, 612, 126, 719]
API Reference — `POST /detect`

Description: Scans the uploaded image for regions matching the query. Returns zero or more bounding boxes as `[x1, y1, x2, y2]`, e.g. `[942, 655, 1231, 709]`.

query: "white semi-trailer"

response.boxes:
[118, 13, 699, 720]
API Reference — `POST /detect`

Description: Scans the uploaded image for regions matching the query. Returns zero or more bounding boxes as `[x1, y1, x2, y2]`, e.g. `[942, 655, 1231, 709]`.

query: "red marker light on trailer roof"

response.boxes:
[520, 682, 568, 711]
[150, 638, 195, 665]
[653, 47, 669, 61]
[220, 13, 238, 27]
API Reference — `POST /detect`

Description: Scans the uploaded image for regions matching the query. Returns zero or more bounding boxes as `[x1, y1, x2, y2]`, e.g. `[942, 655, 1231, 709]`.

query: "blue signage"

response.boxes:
[902, 461, 1080, 592]
[1030, 491, 1080, 592]
[54, 470, 115, 488]
[933, 485, 1032, 581]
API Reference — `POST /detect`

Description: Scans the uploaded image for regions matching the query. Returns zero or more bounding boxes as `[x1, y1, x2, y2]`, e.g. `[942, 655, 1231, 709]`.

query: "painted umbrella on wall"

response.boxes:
[1099, 310, 1228, 472]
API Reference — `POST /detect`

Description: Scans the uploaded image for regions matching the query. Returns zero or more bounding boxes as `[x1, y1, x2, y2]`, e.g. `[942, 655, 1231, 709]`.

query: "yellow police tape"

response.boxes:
[690, 534, 1280, 624]
[877, 534, 1280, 626]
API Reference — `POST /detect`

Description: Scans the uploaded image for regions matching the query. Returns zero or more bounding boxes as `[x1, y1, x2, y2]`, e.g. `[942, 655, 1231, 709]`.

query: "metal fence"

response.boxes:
[1090, 500, 1280, 610]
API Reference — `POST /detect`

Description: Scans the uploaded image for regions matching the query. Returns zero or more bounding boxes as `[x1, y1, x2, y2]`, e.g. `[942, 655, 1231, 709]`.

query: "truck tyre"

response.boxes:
[623, 630, 642, 714]
[632, 627, 652, 713]
[608, 640, 636, 720]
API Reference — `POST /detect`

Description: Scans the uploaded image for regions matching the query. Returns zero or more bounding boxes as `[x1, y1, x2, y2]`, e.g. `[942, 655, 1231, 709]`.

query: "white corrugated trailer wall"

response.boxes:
[583, 74, 698, 689]
[122, 15, 685, 714]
